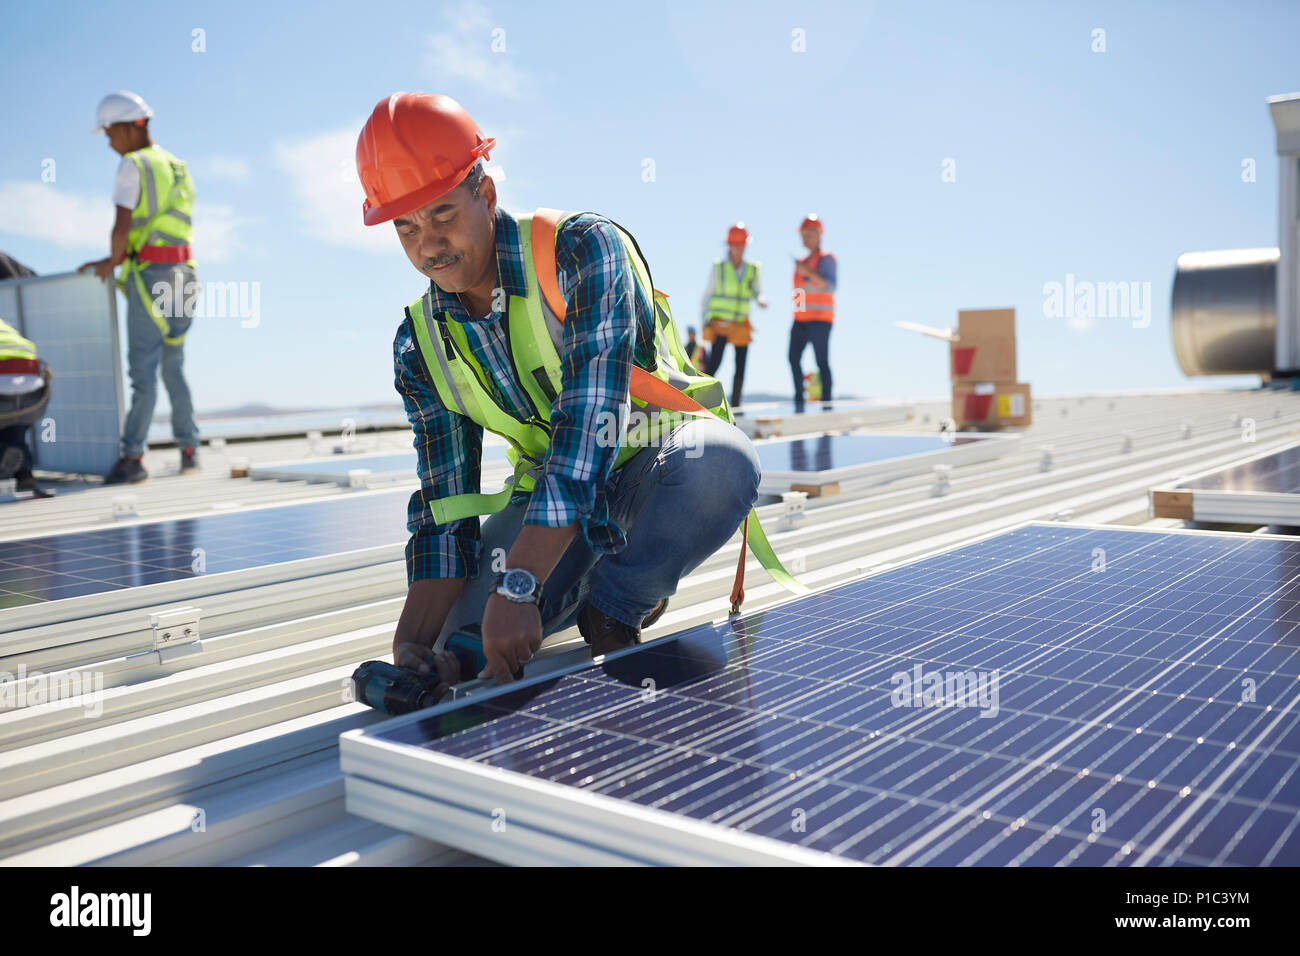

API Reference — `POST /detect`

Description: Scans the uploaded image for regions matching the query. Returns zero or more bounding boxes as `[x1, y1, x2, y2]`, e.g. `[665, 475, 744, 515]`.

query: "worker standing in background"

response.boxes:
[789, 214, 836, 412]
[0, 317, 52, 495]
[682, 326, 707, 369]
[700, 223, 766, 408]
[78, 90, 200, 484]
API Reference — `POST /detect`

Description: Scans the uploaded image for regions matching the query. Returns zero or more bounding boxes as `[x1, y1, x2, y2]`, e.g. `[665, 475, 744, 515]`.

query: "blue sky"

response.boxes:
[0, 0, 1295, 413]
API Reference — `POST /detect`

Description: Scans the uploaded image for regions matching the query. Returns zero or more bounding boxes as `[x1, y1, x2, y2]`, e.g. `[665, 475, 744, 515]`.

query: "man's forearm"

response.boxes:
[109, 226, 130, 267]
[507, 521, 579, 583]
[394, 577, 468, 648]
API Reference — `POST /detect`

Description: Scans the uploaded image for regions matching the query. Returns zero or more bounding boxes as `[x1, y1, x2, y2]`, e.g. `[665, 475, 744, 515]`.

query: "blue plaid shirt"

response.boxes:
[393, 206, 660, 583]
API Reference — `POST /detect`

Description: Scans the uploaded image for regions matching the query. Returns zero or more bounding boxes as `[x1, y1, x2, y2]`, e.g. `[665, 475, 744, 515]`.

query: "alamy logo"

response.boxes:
[1042, 273, 1152, 329]
[0, 665, 104, 717]
[49, 886, 151, 936]
[891, 664, 1000, 717]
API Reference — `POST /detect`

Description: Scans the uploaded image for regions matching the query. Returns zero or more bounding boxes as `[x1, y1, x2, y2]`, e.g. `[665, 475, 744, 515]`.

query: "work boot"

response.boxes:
[578, 603, 643, 658]
[0, 446, 21, 479]
[181, 445, 200, 473]
[641, 597, 669, 629]
[104, 455, 147, 484]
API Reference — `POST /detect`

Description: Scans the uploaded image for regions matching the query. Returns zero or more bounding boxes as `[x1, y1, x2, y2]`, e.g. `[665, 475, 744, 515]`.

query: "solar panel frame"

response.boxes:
[0, 487, 411, 635]
[733, 401, 913, 440]
[341, 519, 1300, 867]
[1151, 440, 1300, 524]
[755, 430, 1019, 494]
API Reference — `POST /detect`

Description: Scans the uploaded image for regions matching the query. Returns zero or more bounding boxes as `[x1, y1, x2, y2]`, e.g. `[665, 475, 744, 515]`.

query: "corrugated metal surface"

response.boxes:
[2, 387, 1297, 866]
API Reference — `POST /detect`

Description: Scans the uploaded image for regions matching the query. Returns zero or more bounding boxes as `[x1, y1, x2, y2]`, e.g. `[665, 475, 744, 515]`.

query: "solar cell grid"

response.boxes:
[369, 523, 1300, 865]
[0, 490, 409, 609]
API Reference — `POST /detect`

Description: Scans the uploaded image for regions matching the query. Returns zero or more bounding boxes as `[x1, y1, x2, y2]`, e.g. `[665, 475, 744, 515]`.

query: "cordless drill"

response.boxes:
[351, 624, 524, 715]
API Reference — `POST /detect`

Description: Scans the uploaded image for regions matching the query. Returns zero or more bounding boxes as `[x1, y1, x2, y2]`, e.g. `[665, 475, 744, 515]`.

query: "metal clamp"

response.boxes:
[150, 606, 203, 661]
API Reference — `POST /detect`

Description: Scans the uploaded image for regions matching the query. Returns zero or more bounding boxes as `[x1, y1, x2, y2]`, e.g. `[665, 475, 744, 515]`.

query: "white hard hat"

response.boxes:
[93, 90, 153, 133]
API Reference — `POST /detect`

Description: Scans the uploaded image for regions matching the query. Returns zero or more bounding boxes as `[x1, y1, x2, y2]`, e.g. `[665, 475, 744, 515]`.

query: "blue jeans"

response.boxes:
[789, 320, 833, 409]
[121, 262, 199, 457]
[436, 416, 761, 645]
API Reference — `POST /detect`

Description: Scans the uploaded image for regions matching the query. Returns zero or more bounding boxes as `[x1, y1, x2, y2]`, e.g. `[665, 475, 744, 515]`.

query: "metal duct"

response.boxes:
[1170, 247, 1278, 376]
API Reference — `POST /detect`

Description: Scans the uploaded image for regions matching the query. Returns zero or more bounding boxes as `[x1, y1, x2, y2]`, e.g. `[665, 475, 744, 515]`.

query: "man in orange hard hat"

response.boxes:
[790, 214, 837, 413]
[700, 222, 766, 408]
[358, 93, 760, 696]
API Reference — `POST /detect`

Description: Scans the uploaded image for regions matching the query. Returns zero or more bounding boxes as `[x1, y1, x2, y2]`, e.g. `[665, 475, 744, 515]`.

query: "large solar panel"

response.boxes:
[0, 272, 124, 476]
[248, 446, 509, 485]
[1150, 442, 1300, 524]
[734, 400, 912, 439]
[342, 522, 1300, 866]
[0, 489, 410, 610]
[756, 431, 1017, 495]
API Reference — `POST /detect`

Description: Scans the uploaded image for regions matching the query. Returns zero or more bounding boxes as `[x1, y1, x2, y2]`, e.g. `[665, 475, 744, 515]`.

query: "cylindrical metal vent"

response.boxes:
[1171, 247, 1278, 376]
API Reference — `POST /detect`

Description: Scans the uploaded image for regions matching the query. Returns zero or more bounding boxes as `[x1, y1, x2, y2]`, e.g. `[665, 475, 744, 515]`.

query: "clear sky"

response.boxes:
[1, 0, 1295, 413]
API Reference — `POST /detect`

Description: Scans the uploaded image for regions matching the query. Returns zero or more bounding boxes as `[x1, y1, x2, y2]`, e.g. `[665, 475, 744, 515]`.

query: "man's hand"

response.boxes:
[77, 258, 115, 283]
[479, 592, 542, 683]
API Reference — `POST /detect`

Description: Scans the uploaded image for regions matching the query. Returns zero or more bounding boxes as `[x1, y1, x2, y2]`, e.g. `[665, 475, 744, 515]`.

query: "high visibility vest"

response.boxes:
[793, 249, 835, 323]
[707, 260, 759, 324]
[406, 208, 731, 525]
[0, 319, 37, 365]
[124, 145, 195, 262]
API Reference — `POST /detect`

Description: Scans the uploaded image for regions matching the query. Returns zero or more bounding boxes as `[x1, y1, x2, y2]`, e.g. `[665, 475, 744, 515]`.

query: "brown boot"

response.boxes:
[578, 603, 642, 658]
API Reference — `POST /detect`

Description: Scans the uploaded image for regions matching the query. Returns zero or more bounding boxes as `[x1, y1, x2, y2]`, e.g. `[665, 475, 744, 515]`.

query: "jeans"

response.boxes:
[789, 320, 833, 409]
[703, 335, 749, 408]
[435, 416, 761, 645]
[121, 262, 199, 458]
[0, 424, 32, 473]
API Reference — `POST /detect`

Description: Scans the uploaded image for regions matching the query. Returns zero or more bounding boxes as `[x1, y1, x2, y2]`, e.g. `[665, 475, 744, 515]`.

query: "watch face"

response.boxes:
[503, 568, 535, 597]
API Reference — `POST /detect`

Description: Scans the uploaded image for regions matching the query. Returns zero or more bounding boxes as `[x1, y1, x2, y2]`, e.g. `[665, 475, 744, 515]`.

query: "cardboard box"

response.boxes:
[952, 381, 1032, 428]
[951, 308, 1017, 383]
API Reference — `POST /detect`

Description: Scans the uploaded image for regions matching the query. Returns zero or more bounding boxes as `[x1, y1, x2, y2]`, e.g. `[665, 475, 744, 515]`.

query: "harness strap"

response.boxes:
[529, 209, 806, 612]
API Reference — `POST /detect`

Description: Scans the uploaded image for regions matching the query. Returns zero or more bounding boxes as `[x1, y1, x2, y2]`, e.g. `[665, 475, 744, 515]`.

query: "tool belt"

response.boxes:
[703, 316, 753, 347]
[132, 244, 193, 264]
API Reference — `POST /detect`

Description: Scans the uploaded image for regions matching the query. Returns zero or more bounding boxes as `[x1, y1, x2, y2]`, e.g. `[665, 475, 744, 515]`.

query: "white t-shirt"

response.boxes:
[112, 156, 141, 210]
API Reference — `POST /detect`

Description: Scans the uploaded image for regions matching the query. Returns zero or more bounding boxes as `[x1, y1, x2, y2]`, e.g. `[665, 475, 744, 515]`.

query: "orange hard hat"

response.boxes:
[800, 214, 824, 233]
[727, 222, 750, 245]
[356, 92, 496, 226]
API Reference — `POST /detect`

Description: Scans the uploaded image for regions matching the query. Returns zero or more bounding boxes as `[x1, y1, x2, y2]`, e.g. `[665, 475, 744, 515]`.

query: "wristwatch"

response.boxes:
[493, 567, 542, 605]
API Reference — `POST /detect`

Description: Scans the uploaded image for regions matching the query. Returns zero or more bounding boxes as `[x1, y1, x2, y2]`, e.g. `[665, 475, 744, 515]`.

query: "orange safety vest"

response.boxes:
[793, 249, 835, 323]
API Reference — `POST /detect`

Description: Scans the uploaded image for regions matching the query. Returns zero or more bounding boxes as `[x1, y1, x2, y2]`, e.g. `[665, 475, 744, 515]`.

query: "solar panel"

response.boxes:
[1150, 442, 1300, 524]
[342, 523, 1300, 866]
[247, 447, 509, 485]
[756, 432, 1018, 495]
[0, 488, 410, 610]
[733, 401, 912, 439]
[0, 273, 125, 476]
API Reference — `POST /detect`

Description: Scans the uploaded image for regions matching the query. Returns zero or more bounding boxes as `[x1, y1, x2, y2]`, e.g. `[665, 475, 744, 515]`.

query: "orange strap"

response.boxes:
[729, 515, 749, 615]
[530, 208, 751, 613]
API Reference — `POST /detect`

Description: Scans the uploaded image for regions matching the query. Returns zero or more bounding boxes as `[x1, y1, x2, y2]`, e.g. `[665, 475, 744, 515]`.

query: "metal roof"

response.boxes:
[2, 387, 1297, 866]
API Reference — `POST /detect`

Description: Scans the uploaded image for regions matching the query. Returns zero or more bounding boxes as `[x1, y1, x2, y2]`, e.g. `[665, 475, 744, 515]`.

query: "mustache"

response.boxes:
[422, 254, 461, 270]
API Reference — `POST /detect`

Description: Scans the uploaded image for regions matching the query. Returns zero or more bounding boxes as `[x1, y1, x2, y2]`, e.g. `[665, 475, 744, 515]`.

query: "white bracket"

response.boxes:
[931, 464, 952, 497]
[1120, 432, 1134, 454]
[112, 495, 138, 519]
[150, 606, 203, 661]
[346, 468, 372, 489]
[779, 491, 807, 531]
[210, 437, 227, 451]
[1180, 422, 1193, 439]
[1039, 445, 1054, 472]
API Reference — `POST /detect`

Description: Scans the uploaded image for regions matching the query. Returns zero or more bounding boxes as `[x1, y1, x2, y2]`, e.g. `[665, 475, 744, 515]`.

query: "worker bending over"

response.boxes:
[79, 90, 200, 483]
[700, 222, 766, 408]
[359, 93, 761, 693]
[789, 214, 837, 412]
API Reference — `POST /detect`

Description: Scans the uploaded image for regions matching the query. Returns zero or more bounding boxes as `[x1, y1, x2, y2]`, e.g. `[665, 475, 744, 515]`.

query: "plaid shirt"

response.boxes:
[393, 206, 660, 583]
